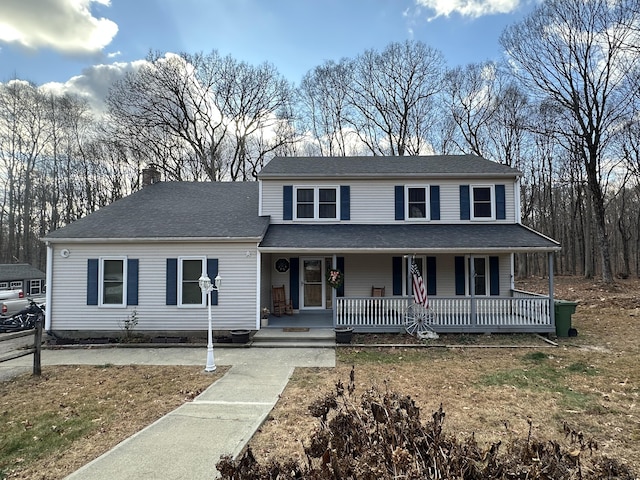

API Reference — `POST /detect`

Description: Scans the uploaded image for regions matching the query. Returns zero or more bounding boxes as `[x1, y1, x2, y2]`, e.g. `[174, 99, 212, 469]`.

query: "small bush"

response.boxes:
[217, 368, 636, 480]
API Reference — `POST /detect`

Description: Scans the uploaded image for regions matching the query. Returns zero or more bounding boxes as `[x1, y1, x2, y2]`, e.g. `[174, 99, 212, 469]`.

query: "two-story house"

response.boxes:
[42, 155, 560, 338]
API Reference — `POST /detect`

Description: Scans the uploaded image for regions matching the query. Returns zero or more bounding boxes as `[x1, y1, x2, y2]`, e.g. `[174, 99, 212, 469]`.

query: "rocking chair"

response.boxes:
[272, 285, 293, 316]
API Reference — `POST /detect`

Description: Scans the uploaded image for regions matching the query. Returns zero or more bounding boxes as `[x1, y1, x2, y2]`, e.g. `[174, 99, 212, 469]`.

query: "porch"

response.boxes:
[262, 290, 553, 334]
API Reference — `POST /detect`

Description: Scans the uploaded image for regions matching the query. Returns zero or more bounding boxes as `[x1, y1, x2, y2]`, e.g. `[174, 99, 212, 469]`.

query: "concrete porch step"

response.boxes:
[251, 328, 336, 348]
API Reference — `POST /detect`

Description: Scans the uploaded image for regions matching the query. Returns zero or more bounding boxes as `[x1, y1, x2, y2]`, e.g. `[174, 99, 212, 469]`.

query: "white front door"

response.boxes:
[301, 257, 325, 309]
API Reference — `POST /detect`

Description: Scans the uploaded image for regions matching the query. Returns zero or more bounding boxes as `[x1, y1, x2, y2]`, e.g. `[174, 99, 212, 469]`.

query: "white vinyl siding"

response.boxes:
[49, 242, 259, 332]
[261, 178, 516, 224]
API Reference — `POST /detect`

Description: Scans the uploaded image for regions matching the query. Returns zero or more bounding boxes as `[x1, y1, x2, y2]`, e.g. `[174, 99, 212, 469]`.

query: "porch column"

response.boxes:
[470, 255, 476, 327]
[548, 252, 555, 328]
[332, 254, 337, 327]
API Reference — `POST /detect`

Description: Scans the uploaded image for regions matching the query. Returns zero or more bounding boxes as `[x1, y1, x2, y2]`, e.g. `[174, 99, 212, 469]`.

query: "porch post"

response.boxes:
[332, 254, 337, 327]
[470, 255, 476, 327]
[548, 252, 555, 328]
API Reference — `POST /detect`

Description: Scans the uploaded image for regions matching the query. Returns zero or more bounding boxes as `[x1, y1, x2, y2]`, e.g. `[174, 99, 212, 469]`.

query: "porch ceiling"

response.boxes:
[259, 223, 560, 253]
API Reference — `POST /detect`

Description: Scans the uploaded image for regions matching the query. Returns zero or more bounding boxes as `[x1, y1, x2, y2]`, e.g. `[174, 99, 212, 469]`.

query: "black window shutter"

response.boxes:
[454, 256, 466, 295]
[127, 259, 139, 306]
[426, 256, 437, 296]
[207, 258, 219, 305]
[392, 256, 403, 295]
[340, 186, 350, 220]
[460, 185, 470, 220]
[394, 186, 405, 220]
[489, 256, 500, 296]
[283, 185, 293, 220]
[166, 258, 177, 305]
[87, 259, 98, 305]
[495, 185, 506, 220]
[289, 257, 299, 309]
[430, 186, 440, 220]
[336, 257, 345, 297]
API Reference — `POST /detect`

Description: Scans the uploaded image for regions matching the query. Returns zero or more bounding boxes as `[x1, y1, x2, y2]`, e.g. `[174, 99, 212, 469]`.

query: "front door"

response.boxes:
[301, 258, 324, 309]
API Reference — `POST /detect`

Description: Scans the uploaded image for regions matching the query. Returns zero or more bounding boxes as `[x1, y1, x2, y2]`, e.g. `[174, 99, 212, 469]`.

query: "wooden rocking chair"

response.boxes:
[272, 285, 293, 316]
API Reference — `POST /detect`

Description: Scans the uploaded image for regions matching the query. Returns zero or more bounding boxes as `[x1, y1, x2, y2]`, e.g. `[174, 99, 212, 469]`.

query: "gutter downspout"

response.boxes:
[45, 242, 53, 331]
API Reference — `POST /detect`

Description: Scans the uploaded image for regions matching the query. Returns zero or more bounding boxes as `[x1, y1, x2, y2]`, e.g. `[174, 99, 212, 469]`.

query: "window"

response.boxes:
[100, 258, 126, 306]
[406, 186, 429, 220]
[10, 281, 23, 289]
[471, 186, 494, 220]
[29, 280, 42, 295]
[179, 257, 206, 306]
[294, 187, 338, 220]
[0, 282, 8, 289]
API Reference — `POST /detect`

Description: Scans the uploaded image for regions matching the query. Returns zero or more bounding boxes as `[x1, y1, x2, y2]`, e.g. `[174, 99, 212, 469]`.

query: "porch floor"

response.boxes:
[264, 310, 333, 329]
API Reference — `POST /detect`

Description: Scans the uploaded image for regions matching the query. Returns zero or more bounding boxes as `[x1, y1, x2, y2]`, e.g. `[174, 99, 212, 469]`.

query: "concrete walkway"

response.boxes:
[0, 346, 336, 479]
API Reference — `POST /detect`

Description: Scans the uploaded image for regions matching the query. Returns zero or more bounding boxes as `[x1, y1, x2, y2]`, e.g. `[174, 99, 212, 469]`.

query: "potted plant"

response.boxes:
[334, 326, 354, 344]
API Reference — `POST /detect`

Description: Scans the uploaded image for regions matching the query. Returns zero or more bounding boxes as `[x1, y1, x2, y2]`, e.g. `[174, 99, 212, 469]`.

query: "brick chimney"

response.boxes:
[142, 167, 161, 187]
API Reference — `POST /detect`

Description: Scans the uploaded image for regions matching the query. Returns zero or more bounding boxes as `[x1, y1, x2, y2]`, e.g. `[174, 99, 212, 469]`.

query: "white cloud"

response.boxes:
[0, 0, 118, 54]
[415, 0, 522, 19]
[40, 60, 147, 112]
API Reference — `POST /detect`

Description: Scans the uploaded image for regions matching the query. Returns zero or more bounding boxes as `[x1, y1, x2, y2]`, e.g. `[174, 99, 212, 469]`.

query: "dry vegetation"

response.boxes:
[247, 276, 640, 476]
[1, 276, 638, 479]
[0, 365, 222, 479]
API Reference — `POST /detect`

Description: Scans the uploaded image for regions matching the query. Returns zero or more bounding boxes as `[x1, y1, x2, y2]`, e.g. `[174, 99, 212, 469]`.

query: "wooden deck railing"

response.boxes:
[335, 291, 553, 333]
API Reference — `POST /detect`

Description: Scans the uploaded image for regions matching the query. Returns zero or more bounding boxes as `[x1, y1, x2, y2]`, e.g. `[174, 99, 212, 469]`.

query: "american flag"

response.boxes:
[411, 261, 429, 308]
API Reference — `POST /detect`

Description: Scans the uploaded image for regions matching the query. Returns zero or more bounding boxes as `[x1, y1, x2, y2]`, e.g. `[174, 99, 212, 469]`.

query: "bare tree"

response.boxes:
[501, 0, 640, 284]
[346, 40, 445, 156]
[299, 60, 356, 156]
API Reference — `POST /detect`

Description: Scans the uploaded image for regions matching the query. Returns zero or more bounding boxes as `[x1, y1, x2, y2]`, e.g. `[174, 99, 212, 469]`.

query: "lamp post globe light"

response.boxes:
[198, 273, 222, 372]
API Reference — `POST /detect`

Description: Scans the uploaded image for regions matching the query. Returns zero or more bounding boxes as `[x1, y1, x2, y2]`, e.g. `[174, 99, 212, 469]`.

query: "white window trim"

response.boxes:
[178, 256, 206, 308]
[402, 255, 427, 296]
[10, 281, 23, 289]
[404, 185, 430, 222]
[98, 256, 127, 308]
[0, 282, 8, 289]
[464, 255, 489, 297]
[29, 279, 42, 295]
[470, 185, 495, 221]
[293, 185, 340, 221]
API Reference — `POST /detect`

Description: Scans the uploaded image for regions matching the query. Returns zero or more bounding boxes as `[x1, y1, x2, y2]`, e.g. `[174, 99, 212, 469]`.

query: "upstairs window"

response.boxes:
[295, 187, 338, 220]
[406, 186, 428, 220]
[471, 185, 495, 220]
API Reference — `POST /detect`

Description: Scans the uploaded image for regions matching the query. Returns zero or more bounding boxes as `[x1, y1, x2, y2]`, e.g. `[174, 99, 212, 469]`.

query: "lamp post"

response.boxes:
[199, 273, 222, 372]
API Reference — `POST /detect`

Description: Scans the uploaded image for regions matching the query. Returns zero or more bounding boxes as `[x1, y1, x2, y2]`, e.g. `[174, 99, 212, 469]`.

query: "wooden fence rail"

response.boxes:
[0, 318, 43, 376]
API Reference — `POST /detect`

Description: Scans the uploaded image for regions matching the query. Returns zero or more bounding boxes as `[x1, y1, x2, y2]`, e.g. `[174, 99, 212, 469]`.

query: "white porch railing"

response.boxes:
[335, 292, 553, 333]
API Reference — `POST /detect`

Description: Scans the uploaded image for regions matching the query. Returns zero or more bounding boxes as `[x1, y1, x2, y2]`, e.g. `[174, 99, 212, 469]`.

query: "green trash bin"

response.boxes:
[554, 300, 577, 337]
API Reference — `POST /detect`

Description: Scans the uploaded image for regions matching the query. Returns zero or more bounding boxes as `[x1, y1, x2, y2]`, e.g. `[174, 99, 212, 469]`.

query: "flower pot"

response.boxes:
[230, 329, 251, 344]
[335, 327, 353, 344]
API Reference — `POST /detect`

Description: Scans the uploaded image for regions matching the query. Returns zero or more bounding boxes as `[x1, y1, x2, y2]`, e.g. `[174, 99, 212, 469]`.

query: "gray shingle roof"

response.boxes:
[44, 182, 269, 241]
[0, 264, 46, 281]
[258, 155, 521, 179]
[259, 224, 560, 252]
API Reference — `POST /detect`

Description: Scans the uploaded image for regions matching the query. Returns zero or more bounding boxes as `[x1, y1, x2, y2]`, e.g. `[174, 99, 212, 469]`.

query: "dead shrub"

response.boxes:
[216, 368, 636, 479]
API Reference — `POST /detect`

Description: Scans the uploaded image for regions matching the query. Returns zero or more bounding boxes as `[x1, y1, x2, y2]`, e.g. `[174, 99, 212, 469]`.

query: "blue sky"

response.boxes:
[0, 0, 537, 105]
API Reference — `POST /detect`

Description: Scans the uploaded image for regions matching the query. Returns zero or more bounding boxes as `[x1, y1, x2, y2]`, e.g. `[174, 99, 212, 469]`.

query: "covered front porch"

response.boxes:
[258, 223, 561, 334]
